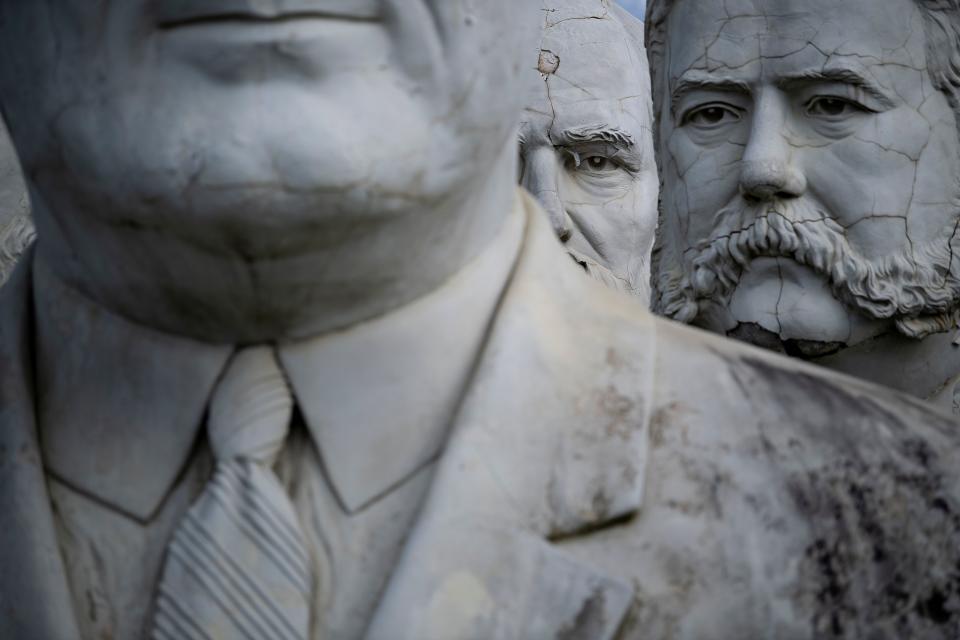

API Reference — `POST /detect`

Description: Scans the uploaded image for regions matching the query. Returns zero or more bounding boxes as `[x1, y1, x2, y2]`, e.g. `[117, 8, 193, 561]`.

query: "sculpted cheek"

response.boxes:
[802, 101, 958, 257]
[566, 173, 633, 201]
[667, 136, 742, 237]
[838, 115, 923, 179]
[803, 147, 915, 258]
[874, 107, 936, 160]
[908, 99, 960, 242]
[804, 131, 918, 222]
[632, 173, 660, 240]
[846, 215, 917, 261]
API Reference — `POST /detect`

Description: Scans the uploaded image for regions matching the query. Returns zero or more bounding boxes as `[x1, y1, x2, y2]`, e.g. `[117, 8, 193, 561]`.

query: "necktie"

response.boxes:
[151, 346, 313, 640]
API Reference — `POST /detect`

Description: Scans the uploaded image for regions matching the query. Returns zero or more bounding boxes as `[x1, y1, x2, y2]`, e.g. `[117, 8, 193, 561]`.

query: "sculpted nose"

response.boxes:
[739, 93, 807, 202]
[740, 159, 807, 201]
[520, 146, 573, 241]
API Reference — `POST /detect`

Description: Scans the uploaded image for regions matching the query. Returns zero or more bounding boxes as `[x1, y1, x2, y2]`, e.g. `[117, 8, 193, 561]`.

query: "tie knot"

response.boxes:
[208, 346, 293, 465]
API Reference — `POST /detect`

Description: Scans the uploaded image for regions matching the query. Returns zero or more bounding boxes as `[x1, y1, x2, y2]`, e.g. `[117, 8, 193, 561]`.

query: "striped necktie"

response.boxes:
[152, 346, 313, 640]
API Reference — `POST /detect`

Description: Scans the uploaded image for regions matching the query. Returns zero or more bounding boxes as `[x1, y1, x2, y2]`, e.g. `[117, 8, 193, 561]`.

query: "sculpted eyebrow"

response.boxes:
[671, 72, 752, 103]
[554, 124, 636, 149]
[778, 67, 896, 108]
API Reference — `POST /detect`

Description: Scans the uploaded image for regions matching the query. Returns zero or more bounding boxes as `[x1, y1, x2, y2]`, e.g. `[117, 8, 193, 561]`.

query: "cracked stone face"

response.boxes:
[520, 0, 658, 302]
[0, 116, 31, 286]
[0, 0, 538, 342]
[648, 0, 960, 355]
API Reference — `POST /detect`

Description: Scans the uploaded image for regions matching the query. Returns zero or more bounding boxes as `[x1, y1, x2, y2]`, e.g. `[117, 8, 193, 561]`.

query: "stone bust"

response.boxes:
[0, 116, 31, 285]
[3, 1, 960, 639]
[647, 0, 960, 411]
[520, 0, 658, 303]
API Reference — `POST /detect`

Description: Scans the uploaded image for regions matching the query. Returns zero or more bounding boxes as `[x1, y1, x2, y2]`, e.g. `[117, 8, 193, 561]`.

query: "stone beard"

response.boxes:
[655, 194, 960, 346]
[646, 0, 960, 354]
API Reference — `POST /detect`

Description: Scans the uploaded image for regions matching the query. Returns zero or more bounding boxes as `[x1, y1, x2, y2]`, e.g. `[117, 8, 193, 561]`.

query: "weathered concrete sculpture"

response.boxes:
[0, 116, 31, 285]
[2, 1, 960, 639]
[648, 0, 960, 412]
[521, 0, 658, 302]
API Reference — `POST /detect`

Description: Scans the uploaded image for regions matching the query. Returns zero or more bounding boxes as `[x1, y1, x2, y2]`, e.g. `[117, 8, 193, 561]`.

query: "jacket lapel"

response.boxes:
[0, 196, 655, 640]
[367, 194, 657, 639]
[0, 251, 80, 639]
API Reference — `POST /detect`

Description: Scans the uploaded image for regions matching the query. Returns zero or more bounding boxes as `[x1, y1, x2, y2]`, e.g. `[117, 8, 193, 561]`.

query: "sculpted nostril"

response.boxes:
[740, 160, 806, 201]
[741, 182, 782, 201]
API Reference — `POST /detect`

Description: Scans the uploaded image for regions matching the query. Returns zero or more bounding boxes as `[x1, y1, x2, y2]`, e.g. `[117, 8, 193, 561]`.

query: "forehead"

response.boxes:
[665, 0, 926, 85]
[524, 13, 648, 131]
[542, 14, 640, 91]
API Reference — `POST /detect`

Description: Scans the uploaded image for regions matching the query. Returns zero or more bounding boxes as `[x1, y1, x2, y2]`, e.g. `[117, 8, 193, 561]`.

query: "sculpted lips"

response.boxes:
[156, 0, 381, 28]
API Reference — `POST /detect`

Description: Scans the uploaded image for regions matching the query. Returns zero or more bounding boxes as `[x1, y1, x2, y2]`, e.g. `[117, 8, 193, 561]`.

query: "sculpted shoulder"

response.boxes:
[650, 315, 953, 434]
[560, 317, 960, 638]
[368, 200, 960, 637]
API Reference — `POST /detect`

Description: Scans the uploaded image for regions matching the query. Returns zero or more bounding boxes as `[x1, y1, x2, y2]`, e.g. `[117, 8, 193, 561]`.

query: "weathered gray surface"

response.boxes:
[1, 1, 960, 639]
[0, 116, 31, 285]
[648, 0, 960, 412]
[520, 0, 658, 303]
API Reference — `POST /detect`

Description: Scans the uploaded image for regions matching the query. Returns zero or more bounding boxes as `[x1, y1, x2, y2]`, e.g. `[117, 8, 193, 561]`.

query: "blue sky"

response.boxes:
[618, 0, 645, 18]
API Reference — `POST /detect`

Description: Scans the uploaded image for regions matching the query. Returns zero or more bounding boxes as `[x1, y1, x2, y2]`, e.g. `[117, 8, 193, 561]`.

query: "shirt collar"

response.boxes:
[36, 199, 525, 522]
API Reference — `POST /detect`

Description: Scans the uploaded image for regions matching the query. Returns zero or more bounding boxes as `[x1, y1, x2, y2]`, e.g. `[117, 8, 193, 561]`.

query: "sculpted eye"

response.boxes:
[562, 148, 628, 175]
[684, 103, 742, 128]
[806, 96, 868, 119]
[580, 155, 617, 173]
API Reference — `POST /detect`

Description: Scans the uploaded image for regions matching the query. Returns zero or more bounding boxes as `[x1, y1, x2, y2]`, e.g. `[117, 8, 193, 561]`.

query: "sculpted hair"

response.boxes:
[921, 1, 960, 115]
[646, 1, 960, 119]
[643, 0, 673, 142]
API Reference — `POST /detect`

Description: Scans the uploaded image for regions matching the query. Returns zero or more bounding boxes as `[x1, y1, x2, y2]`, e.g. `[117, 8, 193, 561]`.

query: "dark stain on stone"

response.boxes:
[648, 402, 689, 450]
[591, 488, 611, 521]
[605, 347, 627, 371]
[726, 355, 960, 637]
[556, 586, 606, 640]
[600, 386, 635, 442]
[793, 456, 960, 637]
[727, 322, 845, 359]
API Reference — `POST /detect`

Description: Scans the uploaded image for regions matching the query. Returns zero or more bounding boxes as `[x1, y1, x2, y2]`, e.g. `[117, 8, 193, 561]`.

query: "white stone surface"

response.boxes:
[648, 0, 960, 411]
[521, 0, 658, 303]
[0, 0, 539, 344]
[1, 1, 960, 639]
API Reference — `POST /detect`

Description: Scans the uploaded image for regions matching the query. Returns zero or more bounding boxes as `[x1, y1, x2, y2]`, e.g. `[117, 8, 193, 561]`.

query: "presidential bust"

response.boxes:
[648, 0, 960, 411]
[520, 0, 658, 302]
[0, 117, 31, 285]
[2, 1, 960, 639]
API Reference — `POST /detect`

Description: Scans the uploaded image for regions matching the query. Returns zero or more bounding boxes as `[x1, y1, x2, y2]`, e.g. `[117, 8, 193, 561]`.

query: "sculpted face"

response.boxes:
[0, 0, 537, 340]
[650, 0, 960, 354]
[520, 1, 658, 301]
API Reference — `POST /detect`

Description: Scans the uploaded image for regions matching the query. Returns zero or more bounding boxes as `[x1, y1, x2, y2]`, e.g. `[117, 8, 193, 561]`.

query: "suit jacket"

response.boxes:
[3, 197, 960, 639]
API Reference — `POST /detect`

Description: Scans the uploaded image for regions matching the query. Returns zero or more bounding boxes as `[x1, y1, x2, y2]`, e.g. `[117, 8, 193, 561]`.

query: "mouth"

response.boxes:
[156, 0, 381, 29]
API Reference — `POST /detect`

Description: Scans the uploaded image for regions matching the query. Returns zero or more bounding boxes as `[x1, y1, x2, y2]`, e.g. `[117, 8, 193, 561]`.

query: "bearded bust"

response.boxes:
[648, 0, 960, 412]
[3, 1, 960, 639]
